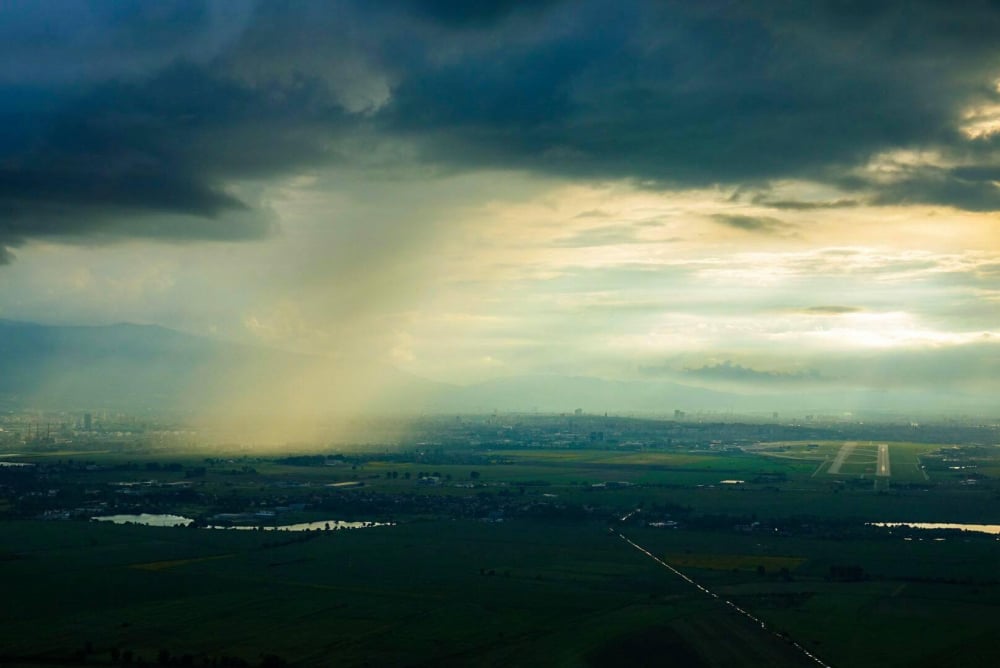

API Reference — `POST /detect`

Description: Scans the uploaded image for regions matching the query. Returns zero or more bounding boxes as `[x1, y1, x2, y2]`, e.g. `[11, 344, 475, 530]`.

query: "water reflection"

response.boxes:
[207, 520, 392, 531]
[91, 514, 391, 531]
[871, 522, 1000, 535]
[93, 513, 193, 527]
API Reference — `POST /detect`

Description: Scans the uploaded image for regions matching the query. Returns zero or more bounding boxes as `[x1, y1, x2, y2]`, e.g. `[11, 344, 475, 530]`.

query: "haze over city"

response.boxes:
[1, 0, 999, 423]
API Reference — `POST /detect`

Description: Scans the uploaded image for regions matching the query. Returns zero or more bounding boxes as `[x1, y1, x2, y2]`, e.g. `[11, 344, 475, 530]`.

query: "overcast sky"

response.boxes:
[1, 0, 998, 406]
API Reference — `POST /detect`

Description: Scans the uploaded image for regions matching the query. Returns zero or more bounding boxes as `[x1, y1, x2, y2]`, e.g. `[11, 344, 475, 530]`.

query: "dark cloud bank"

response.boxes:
[2, 0, 1000, 262]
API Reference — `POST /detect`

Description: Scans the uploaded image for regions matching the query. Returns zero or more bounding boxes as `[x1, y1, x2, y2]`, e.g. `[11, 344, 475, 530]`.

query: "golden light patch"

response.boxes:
[960, 102, 1000, 139]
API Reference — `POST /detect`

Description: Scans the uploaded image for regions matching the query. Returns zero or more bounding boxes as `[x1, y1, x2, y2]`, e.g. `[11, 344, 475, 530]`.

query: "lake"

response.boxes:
[92, 513, 193, 527]
[91, 514, 391, 531]
[206, 520, 393, 531]
[871, 522, 1000, 536]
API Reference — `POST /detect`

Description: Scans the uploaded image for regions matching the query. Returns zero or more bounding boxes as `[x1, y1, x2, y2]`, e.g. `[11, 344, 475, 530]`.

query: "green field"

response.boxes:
[634, 526, 1000, 668]
[3, 432, 1000, 666]
[0, 519, 819, 667]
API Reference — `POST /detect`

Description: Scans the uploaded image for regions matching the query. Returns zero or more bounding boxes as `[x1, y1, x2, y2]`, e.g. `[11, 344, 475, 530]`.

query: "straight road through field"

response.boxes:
[613, 529, 831, 667]
[876, 443, 890, 477]
[827, 441, 857, 475]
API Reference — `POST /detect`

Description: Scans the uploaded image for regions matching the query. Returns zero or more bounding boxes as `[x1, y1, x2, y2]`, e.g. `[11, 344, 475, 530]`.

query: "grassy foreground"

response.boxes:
[0, 519, 818, 667]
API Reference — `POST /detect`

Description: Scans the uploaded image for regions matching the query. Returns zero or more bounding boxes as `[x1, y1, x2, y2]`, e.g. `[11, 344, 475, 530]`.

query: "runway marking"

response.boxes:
[876, 443, 890, 477]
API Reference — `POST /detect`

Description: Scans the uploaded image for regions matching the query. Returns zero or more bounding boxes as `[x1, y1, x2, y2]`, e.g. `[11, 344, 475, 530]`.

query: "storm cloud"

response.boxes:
[2, 0, 1000, 262]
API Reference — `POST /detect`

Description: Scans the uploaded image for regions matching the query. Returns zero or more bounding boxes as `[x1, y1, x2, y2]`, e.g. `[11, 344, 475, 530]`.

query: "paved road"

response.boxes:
[613, 528, 831, 667]
[876, 443, 890, 477]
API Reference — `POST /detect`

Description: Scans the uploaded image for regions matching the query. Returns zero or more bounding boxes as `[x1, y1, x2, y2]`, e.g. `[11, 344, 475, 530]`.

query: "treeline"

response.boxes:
[0, 646, 287, 667]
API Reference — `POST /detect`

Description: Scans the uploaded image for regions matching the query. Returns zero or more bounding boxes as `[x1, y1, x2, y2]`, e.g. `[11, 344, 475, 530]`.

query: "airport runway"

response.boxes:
[876, 443, 890, 477]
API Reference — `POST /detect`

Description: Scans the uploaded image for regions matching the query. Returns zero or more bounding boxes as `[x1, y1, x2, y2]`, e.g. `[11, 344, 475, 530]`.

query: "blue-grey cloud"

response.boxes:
[379, 0, 1000, 191]
[549, 224, 673, 247]
[681, 361, 822, 385]
[2, 0, 1000, 261]
[386, 0, 565, 28]
[0, 0, 253, 84]
[649, 342, 1000, 393]
[869, 168, 1000, 212]
[750, 196, 859, 210]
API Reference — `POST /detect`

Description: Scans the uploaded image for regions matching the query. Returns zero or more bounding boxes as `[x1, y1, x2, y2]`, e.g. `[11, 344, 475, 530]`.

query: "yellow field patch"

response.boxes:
[663, 552, 806, 572]
[130, 554, 233, 571]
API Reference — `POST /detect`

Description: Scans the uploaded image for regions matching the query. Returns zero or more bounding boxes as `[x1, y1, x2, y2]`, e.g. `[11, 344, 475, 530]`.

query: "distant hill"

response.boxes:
[0, 320, 990, 418]
[0, 320, 247, 409]
[0, 320, 456, 414]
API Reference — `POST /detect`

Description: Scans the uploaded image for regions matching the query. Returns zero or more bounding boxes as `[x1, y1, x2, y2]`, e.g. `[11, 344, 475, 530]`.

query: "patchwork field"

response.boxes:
[659, 552, 806, 573]
[634, 526, 1000, 668]
[3, 432, 999, 667]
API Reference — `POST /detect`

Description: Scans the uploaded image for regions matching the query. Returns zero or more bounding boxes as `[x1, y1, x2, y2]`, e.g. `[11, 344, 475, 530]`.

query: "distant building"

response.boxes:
[83, 413, 92, 431]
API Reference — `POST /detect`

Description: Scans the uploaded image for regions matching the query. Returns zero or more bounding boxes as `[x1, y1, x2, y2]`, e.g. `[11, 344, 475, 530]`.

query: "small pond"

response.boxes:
[92, 513, 193, 527]
[91, 515, 391, 531]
